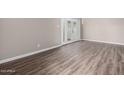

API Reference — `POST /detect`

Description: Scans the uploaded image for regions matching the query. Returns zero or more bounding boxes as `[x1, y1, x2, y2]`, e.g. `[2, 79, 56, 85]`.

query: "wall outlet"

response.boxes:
[37, 44, 40, 48]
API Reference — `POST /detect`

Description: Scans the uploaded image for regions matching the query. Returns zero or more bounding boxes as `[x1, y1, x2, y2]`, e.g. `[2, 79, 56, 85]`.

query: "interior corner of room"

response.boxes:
[0, 18, 82, 64]
[1, 18, 124, 75]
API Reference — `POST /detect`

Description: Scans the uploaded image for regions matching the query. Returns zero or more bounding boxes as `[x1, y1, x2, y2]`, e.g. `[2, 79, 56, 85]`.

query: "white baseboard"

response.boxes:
[62, 39, 82, 45]
[82, 39, 124, 46]
[1, 39, 123, 64]
[0, 39, 82, 64]
[0, 44, 62, 64]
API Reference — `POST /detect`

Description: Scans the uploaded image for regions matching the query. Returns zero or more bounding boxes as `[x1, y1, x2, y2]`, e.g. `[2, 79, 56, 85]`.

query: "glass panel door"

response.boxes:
[62, 18, 80, 44]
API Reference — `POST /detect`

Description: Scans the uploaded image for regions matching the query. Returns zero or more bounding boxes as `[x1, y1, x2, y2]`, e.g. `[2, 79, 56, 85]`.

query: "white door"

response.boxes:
[62, 18, 80, 44]
[71, 19, 80, 40]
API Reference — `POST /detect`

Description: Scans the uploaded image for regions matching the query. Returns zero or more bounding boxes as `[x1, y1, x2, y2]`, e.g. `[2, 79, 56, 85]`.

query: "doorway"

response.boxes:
[61, 18, 81, 45]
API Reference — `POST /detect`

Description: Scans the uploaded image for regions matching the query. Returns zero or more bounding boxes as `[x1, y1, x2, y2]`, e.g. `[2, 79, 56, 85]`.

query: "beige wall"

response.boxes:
[82, 18, 124, 44]
[0, 18, 61, 60]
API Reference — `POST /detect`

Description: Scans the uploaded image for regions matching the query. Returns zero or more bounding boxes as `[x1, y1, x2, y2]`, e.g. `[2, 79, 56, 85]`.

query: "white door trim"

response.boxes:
[61, 18, 81, 45]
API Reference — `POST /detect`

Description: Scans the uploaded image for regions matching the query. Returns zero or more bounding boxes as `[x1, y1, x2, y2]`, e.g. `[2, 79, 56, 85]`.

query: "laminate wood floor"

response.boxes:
[1, 40, 124, 75]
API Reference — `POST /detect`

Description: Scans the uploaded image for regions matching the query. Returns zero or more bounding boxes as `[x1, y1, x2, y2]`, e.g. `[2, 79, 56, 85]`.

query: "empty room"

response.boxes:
[0, 18, 124, 75]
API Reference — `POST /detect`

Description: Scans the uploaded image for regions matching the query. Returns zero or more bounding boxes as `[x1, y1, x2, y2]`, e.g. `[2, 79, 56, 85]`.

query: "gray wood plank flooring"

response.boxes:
[1, 40, 124, 75]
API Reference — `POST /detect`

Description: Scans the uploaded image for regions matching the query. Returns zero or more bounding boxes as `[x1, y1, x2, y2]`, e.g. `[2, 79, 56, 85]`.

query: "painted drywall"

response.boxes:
[82, 18, 124, 44]
[80, 19, 83, 39]
[0, 18, 61, 60]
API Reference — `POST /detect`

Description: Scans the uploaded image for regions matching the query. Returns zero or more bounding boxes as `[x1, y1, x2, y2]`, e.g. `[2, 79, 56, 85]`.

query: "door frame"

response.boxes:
[61, 18, 81, 45]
